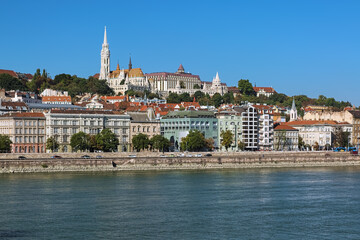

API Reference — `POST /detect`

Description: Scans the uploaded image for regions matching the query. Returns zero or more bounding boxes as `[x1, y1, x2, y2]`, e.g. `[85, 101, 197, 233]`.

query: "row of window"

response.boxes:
[133, 126, 157, 133]
[15, 128, 45, 134]
[15, 136, 45, 143]
[16, 120, 44, 127]
[14, 145, 45, 153]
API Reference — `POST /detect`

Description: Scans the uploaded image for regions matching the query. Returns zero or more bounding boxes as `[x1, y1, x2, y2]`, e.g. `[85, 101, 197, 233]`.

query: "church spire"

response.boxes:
[290, 97, 298, 122]
[128, 56, 132, 70]
[291, 97, 296, 110]
[104, 26, 107, 44]
[100, 26, 110, 80]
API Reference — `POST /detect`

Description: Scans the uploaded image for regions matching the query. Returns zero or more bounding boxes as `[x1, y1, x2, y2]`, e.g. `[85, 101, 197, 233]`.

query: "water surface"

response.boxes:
[1, 167, 360, 239]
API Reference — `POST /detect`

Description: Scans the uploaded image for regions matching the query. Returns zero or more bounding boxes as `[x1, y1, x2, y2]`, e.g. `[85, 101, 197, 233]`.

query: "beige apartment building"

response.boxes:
[0, 112, 46, 153]
[128, 108, 160, 151]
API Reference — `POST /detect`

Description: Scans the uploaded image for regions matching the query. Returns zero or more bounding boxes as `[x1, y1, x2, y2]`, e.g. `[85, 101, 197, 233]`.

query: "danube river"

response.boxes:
[1, 167, 360, 239]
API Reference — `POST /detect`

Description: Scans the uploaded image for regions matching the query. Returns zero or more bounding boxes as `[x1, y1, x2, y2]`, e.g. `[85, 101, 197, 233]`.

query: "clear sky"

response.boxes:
[1, 0, 359, 105]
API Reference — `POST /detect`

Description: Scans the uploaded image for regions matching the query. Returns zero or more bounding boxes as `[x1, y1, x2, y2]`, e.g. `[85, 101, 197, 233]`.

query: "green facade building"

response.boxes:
[161, 110, 218, 151]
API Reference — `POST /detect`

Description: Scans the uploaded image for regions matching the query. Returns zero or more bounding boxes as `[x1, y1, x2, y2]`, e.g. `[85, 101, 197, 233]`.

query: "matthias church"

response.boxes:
[97, 27, 228, 96]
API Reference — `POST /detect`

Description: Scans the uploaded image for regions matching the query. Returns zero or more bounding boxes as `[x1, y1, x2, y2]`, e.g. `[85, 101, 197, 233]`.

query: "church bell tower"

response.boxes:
[99, 26, 110, 80]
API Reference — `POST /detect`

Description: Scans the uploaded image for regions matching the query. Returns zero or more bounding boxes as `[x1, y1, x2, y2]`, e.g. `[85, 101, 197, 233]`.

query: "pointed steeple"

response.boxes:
[291, 97, 296, 110]
[103, 26, 108, 45]
[100, 26, 110, 80]
[128, 56, 132, 70]
[116, 62, 120, 71]
[290, 97, 298, 122]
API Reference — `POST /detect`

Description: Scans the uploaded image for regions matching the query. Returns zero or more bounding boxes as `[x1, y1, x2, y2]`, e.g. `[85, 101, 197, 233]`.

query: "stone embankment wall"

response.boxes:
[1, 152, 360, 173]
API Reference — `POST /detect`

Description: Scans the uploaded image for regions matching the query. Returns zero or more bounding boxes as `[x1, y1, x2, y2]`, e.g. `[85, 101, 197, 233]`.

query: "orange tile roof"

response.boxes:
[0, 112, 44, 118]
[43, 96, 71, 102]
[275, 125, 298, 131]
[101, 96, 126, 101]
[283, 120, 341, 126]
[253, 87, 276, 93]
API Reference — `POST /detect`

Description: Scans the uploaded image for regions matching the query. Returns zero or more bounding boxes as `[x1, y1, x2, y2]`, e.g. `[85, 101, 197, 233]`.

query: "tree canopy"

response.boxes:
[70, 131, 90, 152]
[238, 79, 255, 96]
[0, 74, 28, 91]
[46, 136, 59, 152]
[96, 128, 119, 152]
[220, 130, 234, 151]
[132, 133, 150, 152]
[0, 135, 12, 153]
[180, 130, 207, 151]
[150, 135, 170, 152]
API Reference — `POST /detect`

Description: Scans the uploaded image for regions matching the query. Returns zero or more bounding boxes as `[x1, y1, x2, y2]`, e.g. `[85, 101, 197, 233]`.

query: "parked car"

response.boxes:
[160, 154, 167, 157]
[18, 156, 26, 160]
[81, 155, 91, 159]
[205, 153, 212, 157]
[128, 155, 137, 158]
[51, 155, 62, 159]
[178, 153, 185, 157]
[186, 154, 193, 157]
[333, 147, 346, 152]
[195, 154, 203, 157]
[96, 155, 103, 159]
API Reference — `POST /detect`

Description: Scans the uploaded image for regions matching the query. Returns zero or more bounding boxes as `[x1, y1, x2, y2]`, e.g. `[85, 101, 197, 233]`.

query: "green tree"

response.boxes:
[96, 129, 119, 152]
[132, 133, 150, 152]
[298, 136, 305, 150]
[27, 68, 51, 93]
[179, 92, 192, 102]
[238, 79, 255, 96]
[220, 130, 234, 151]
[238, 141, 245, 151]
[150, 135, 170, 153]
[223, 92, 234, 104]
[166, 92, 181, 103]
[193, 84, 201, 89]
[205, 138, 215, 151]
[70, 131, 90, 152]
[0, 135, 12, 153]
[0, 74, 27, 91]
[46, 136, 59, 152]
[180, 81, 186, 89]
[193, 91, 205, 101]
[212, 93, 223, 108]
[333, 128, 350, 147]
[180, 130, 207, 151]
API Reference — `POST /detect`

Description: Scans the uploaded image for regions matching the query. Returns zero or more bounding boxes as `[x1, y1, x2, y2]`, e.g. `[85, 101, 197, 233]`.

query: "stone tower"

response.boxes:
[99, 26, 110, 80]
[290, 97, 298, 121]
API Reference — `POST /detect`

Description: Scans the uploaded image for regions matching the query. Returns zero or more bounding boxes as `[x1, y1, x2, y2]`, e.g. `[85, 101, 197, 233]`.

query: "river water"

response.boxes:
[1, 167, 360, 239]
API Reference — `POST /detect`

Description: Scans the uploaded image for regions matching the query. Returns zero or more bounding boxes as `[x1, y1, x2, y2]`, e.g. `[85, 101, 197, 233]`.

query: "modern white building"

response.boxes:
[253, 104, 274, 151]
[234, 104, 258, 151]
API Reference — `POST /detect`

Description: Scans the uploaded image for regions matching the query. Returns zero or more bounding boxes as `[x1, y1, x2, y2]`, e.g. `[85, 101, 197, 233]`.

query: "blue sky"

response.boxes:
[1, 0, 359, 105]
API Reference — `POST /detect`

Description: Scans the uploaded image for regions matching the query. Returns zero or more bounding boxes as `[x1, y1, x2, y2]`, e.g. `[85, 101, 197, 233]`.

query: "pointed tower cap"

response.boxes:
[103, 26, 108, 44]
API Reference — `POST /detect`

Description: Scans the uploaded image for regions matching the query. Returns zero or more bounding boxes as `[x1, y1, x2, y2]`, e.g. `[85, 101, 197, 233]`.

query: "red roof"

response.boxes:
[101, 96, 126, 101]
[275, 125, 298, 131]
[43, 96, 71, 102]
[283, 120, 343, 126]
[253, 87, 276, 93]
[0, 69, 18, 78]
[0, 112, 44, 118]
[93, 73, 100, 79]
[228, 87, 240, 93]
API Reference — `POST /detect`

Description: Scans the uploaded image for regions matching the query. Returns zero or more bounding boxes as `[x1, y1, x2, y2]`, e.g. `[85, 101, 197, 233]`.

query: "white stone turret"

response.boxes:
[99, 26, 110, 81]
[290, 97, 298, 121]
[212, 72, 221, 87]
